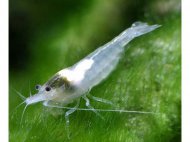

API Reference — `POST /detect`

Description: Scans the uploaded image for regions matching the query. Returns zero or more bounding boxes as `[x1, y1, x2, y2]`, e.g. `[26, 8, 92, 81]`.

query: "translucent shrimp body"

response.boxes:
[24, 22, 160, 122]
[25, 22, 160, 106]
[71, 22, 160, 91]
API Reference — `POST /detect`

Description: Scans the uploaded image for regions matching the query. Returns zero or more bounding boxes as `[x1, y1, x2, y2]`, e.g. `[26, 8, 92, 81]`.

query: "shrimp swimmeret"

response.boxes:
[19, 22, 160, 127]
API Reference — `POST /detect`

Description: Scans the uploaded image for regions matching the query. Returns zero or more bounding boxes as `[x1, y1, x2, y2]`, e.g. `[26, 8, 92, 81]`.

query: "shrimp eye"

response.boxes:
[35, 85, 41, 90]
[45, 86, 51, 91]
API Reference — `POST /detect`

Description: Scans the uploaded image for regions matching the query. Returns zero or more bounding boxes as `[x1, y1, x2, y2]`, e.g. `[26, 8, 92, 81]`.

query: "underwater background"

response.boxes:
[9, 0, 181, 141]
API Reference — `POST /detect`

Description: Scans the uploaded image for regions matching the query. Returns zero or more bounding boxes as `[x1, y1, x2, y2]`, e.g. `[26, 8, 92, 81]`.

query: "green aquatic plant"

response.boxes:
[9, 0, 181, 141]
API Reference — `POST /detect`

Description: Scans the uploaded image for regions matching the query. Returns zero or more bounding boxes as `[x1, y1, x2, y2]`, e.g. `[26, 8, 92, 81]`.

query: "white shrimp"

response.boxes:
[20, 22, 160, 133]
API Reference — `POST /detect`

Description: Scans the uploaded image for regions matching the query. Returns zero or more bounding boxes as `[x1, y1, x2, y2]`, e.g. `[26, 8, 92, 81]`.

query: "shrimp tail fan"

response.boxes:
[113, 22, 161, 47]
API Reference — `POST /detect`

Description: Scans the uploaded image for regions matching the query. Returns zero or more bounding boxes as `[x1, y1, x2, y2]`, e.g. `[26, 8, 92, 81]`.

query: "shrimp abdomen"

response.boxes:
[73, 22, 160, 90]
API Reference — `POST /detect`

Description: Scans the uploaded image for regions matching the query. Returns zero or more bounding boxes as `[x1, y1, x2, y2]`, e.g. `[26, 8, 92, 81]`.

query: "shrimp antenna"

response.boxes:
[10, 100, 26, 119]
[75, 108, 157, 114]
[45, 104, 158, 114]
[13, 101, 26, 112]
[20, 104, 28, 126]
[11, 88, 26, 100]
[29, 81, 32, 97]
[69, 107, 157, 114]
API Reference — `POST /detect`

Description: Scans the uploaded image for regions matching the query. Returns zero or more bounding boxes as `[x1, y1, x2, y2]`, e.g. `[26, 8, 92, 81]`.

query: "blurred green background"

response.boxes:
[9, 0, 181, 142]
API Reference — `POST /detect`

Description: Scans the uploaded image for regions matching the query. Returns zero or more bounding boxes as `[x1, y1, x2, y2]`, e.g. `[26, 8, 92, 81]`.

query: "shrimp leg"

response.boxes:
[43, 99, 80, 139]
[82, 95, 104, 120]
[89, 95, 115, 106]
[86, 89, 114, 106]
[64, 99, 80, 139]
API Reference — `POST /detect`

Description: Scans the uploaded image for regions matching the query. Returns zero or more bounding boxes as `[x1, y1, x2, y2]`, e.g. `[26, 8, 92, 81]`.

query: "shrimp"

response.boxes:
[20, 22, 160, 133]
